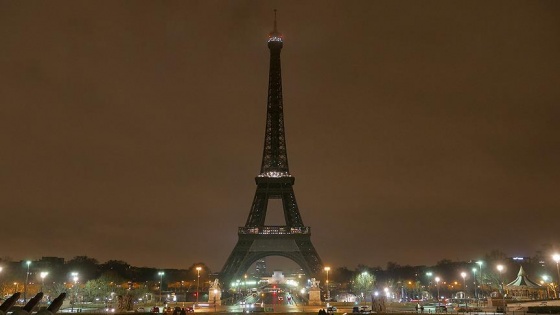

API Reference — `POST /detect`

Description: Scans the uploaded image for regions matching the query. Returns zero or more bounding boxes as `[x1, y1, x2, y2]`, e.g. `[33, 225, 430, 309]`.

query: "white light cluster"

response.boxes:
[268, 36, 283, 42]
[259, 171, 291, 178]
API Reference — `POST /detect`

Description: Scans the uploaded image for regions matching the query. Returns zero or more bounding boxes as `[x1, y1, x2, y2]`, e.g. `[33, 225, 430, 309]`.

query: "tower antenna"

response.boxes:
[273, 9, 278, 33]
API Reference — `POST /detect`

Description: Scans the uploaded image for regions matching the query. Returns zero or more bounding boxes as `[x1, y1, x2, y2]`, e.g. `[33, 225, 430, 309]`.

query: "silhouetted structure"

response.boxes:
[220, 12, 323, 285]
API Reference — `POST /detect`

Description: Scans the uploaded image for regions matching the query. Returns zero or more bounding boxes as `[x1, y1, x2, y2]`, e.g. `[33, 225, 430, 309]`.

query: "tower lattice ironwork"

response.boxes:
[220, 13, 323, 285]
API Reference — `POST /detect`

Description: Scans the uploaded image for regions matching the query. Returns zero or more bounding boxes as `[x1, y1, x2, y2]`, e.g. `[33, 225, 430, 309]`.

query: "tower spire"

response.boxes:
[268, 9, 282, 42]
[273, 9, 278, 33]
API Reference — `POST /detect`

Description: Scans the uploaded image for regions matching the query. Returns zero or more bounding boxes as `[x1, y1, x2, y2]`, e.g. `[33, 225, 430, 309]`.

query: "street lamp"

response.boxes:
[553, 254, 560, 298]
[476, 261, 483, 298]
[158, 271, 165, 304]
[497, 265, 505, 312]
[324, 267, 331, 303]
[213, 289, 218, 312]
[40, 272, 49, 292]
[24, 260, 31, 303]
[460, 272, 467, 308]
[435, 277, 441, 305]
[472, 268, 478, 305]
[542, 276, 551, 298]
[71, 272, 79, 312]
[196, 267, 202, 306]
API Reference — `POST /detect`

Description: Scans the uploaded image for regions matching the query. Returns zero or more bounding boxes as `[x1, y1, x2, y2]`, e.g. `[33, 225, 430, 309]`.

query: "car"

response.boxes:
[136, 307, 146, 312]
[184, 307, 194, 313]
[151, 306, 160, 313]
[327, 306, 338, 313]
[435, 305, 447, 312]
[352, 306, 371, 314]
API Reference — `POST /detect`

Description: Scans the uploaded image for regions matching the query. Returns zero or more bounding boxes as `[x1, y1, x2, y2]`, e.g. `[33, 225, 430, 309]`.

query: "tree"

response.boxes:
[100, 260, 131, 279]
[82, 271, 127, 302]
[66, 256, 100, 281]
[333, 267, 354, 289]
[352, 271, 376, 299]
[484, 250, 507, 263]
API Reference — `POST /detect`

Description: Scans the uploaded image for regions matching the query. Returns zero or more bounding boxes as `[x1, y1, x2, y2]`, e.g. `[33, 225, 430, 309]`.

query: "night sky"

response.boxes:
[1, 1, 559, 272]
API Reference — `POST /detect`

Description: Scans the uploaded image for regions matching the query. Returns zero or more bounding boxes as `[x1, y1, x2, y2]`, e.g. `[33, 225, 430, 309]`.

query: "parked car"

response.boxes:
[327, 306, 338, 313]
[352, 306, 371, 314]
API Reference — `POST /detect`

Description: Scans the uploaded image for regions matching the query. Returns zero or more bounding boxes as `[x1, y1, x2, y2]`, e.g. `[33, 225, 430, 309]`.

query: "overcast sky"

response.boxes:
[1, 1, 559, 272]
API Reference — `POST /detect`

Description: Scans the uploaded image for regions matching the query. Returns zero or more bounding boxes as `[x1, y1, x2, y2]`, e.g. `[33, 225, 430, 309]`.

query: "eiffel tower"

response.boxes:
[220, 13, 323, 285]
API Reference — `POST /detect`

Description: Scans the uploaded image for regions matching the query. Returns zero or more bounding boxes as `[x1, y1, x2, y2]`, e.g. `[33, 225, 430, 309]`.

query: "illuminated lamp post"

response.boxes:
[460, 272, 467, 308]
[476, 261, 483, 298]
[472, 268, 478, 306]
[435, 277, 441, 306]
[24, 260, 31, 303]
[497, 265, 505, 313]
[425, 272, 433, 299]
[553, 254, 560, 298]
[40, 272, 49, 293]
[158, 271, 165, 304]
[324, 266, 331, 303]
[542, 276, 551, 298]
[71, 272, 79, 312]
[196, 267, 202, 306]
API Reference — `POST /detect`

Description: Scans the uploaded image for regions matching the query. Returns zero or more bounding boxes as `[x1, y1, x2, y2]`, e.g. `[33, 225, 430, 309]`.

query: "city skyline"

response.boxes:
[1, 2, 559, 272]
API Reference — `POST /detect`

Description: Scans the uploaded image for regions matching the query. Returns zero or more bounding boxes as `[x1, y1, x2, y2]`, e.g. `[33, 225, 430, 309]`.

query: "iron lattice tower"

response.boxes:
[220, 13, 323, 285]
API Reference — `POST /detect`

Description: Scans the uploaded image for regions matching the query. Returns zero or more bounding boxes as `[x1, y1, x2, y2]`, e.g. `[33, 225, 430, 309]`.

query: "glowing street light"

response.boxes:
[40, 271, 49, 292]
[71, 272, 79, 312]
[324, 266, 331, 302]
[460, 272, 467, 307]
[435, 277, 441, 304]
[553, 254, 560, 298]
[472, 268, 478, 305]
[476, 261, 483, 299]
[158, 271, 165, 304]
[24, 260, 31, 303]
[196, 267, 202, 306]
[497, 265, 505, 312]
[213, 289, 218, 312]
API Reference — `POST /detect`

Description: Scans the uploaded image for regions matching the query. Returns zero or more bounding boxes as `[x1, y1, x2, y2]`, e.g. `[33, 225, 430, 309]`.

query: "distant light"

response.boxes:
[513, 257, 524, 261]
[553, 254, 560, 263]
[259, 171, 290, 178]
